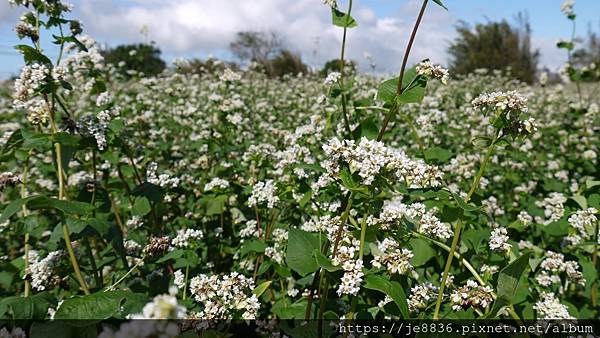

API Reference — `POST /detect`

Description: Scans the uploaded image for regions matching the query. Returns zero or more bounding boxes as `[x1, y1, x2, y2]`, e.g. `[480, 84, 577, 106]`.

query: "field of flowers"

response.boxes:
[0, 0, 599, 337]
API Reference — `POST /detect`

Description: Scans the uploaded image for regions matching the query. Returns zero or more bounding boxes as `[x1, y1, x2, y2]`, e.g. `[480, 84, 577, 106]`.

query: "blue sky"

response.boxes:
[1, 0, 599, 78]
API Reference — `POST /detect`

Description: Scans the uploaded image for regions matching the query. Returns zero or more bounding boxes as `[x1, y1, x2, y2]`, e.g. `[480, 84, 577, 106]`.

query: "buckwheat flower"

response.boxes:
[323, 0, 337, 8]
[517, 210, 533, 226]
[408, 282, 437, 313]
[416, 60, 449, 85]
[95, 91, 112, 106]
[174, 270, 185, 289]
[371, 238, 414, 275]
[489, 227, 511, 252]
[15, 21, 38, 41]
[240, 220, 262, 238]
[147, 162, 180, 188]
[171, 228, 204, 249]
[264, 228, 288, 264]
[126, 215, 144, 229]
[471, 91, 528, 114]
[13, 63, 51, 103]
[220, 68, 241, 82]
[188, 272, 260, 319]
[204, 177, 230, 191]
[130, 294, 187, 319]
[535, 192, 567, 224]
[336, 259, 364, 296]
[560, 0, 575, 18]
[143, 236, 170, 257]
[568, 208, 597, 240]
[247, 180, 279, 209]
[324, 71, 341, 85]
[27, 250, 65, 291]
[533, 292, 574, 319]
[0, 172, 20, 191]
[450, 280, 494, 311]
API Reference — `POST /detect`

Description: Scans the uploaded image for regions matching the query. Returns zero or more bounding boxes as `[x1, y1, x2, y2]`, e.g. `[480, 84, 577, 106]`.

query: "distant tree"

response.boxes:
[230, 31, 282, 75]
[447, 14, 540, 83]
[103, 43, 166, 77]
[268, 50, 308, 77]
[320, 59, 357, 77]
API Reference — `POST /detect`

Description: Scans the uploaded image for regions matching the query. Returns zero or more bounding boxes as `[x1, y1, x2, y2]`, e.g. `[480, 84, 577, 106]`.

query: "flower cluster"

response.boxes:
[560, 0, 575, 18]
[416, 60, 449, 85]
[130, 291, 187, 319]
[566, 208, 598, 245]
[408, 282, 437, 313]
[450, 280, 494, 311]
[535, 251, 585, 287]
[471, 91, 528, 115]
[533, 292, 574, 319]
[147, 162, 180, 188]
[247, 180, 279, 209]
[188, 272, 260, 319]
[488, 227, 511, 252]
[321, 137, 442, 187]
[171, 228, 204, 249]
[371, 238, 414, 275]
[0, 172, 20, 191]
[332, 237, 364, 296]
[27, 250, 64, 291]
[324, 72, 341, 85]
[204, 177, 230, 191]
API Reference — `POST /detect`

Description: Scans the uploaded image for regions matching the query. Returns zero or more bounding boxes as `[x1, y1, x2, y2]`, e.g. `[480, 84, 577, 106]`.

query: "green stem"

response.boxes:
[21, 154, 32, 297]
[338, 0, 354, 138]
[377, 0, 429, 142]
[433, 137, 498, 319]
[48, 99, 90, 295]
[183, 264, 190, 300]
[105, 258, 144, 291]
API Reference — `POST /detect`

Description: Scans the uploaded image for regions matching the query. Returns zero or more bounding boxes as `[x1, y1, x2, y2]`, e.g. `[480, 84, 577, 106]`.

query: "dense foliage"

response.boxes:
[0, 0, 599, 336]
[102, 43, 166, 78]
[448, 17, 540, 84]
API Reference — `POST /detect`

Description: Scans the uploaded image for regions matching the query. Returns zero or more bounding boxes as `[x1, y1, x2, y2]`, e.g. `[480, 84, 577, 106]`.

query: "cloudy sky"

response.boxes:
[1, 0, 600, 78]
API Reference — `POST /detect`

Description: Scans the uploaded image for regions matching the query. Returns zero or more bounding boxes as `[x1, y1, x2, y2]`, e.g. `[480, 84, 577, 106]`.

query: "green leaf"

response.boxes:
[132, 196, 151, 216]
[492, 254, 530, 315]
[240, 240, 267, 256]
[409, 238, 436, 266]
[14, 45, 53, 65]
[331, 8, 357, 28]
[364, 275, 409, 318]
[286, 228, 320, 276]
[0, 294, 49, 319]
[0, 199, 26, 222]
[471, 136, 492, 149]
[205, 194, 227, 216]
[313, 249, 341, 272]
[432, 0, 448, 10]
[570, 195, 587, 209]
[376, 67, 426, 105]
[556, 41, 575, 50]
[424, 147, 453, 163]
[253, 281, 272, 297]
[54, 291, 127, 320]
[156, 249, 185, 263]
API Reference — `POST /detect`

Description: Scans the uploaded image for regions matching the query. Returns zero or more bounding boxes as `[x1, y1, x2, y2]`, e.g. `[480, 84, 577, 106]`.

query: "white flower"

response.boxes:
[560, 0, 575, 17]
[488, 227, 511, 252]
[533, 292, 574, 319]
[323, 0, 337, 8]
[450, 280, 494, 311]
[171, 228, 204, 248]
[247, 180, 279, 209]
[129, 294, 187, 319]
[416, 60, 449, 84]
[220, 68, 242, 82]
[324, 72, 341, 85]
[204, 177, 230, 191]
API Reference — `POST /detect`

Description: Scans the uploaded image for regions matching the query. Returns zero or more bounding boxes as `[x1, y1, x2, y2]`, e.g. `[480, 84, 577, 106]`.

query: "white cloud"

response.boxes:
[76, 0, 456, 72]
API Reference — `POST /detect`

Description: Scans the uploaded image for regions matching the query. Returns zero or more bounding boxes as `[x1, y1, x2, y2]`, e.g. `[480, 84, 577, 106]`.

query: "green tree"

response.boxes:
[102, 43, 166, 77]
[448, 15, 540, 83]
[320, 59, 357, 77]
[268, 50, 308, 78]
